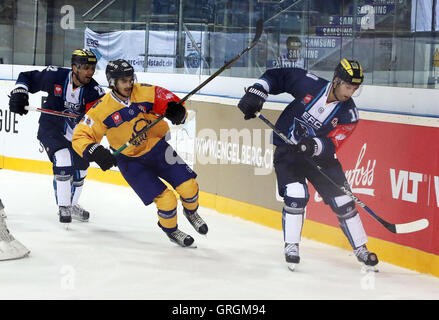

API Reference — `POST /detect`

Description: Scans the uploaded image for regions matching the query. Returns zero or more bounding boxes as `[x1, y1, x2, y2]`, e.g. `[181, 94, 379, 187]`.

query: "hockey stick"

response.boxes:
[256, 112, 429, 234]
[24, 106, 79, 119]
[112, 19, 264, 156]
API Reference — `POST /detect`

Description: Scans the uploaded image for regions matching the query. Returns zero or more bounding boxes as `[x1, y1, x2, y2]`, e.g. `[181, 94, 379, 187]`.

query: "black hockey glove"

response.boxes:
[295, 137, 317, 157]
[86, 143, 118, 171]
[9, 88, 29, 115]
[165, 101, 186, 125]
[237, 84, 268, 120]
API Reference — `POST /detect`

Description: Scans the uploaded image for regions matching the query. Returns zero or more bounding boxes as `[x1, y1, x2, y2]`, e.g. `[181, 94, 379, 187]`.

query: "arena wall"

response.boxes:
[0, 69, 438, 277]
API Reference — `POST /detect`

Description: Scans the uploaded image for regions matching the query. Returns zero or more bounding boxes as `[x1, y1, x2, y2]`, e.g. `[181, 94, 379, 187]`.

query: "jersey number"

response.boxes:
[349, 109, 359, 122]
[46, 66, 59, 72]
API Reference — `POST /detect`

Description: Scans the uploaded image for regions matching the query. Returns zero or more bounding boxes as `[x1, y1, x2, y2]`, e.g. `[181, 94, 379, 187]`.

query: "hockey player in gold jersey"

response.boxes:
[72, 59, 207, 247]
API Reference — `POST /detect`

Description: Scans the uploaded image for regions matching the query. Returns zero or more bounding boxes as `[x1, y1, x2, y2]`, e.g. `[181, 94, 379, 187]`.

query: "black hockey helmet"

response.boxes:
[334, 59, 364, 85]
[71, 49, 97, 68]
[105, 59, 135, 88]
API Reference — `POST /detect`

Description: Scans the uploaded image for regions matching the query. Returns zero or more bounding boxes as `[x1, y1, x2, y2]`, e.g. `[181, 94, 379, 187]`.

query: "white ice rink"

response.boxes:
[1, 169, 439, 300]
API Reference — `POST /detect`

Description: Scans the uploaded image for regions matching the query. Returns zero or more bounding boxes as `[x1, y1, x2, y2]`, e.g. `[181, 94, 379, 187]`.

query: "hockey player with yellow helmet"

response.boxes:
[237, 59, 378, 271]
[9, 49, 105, 224]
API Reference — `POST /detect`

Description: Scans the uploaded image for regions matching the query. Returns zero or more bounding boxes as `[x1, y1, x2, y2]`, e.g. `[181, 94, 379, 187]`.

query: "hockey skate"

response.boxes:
[183, 209, 208, 235]
[354, 245, 379, 272]
[58, 206, 72, 223]
[285, 243, 300, 271]
[0, 199, 6, 218]
[71, 205, 90, 222]
[0, 216, 30, 261]
[166, 229, 195, 248]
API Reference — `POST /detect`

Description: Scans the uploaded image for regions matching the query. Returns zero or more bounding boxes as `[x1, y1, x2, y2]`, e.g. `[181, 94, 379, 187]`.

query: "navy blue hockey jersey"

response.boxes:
[15, 66, 105, 141]
[256, 68, 359, 158]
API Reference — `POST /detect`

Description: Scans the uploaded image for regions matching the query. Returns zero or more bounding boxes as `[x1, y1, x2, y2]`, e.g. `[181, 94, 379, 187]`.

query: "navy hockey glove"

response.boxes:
[86, 143, 117, 171]
[9, 88, 29, 115]
[165, 101, 186, 125]
[238, 84, 268, 120]
[295, 137, 317, 157]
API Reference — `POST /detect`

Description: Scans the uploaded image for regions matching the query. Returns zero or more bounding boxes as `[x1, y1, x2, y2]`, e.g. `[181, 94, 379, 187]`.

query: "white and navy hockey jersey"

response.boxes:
[256, 68, 359, 158]
[15, 66, 105, 141]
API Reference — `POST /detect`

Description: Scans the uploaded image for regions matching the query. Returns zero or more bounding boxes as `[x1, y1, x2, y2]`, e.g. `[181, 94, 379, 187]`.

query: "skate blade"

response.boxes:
[0, 253, 30, 261]
[169, 240, 197, 249]
[174, 243, 197, 249]
[361, 265, 379, 273]
[287, 263, 297, 271]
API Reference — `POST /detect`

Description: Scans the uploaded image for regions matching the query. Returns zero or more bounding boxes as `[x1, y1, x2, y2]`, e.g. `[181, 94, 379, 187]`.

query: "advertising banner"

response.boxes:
[84, 28, 146, 72]
[85, 28, 212, 74]
[305, 120, 439, 256]
[192, 103, 439, 257]
[0, 87, 48, 162]
[184, 31, 209, 74]
[146, 30, 176, 73]
[266, 35, 342, 69]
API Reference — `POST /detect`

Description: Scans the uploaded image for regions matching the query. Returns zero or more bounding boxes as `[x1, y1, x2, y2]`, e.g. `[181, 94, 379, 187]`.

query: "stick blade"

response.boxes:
[395, 218, 429, 234]
[250, 19, 264, 47]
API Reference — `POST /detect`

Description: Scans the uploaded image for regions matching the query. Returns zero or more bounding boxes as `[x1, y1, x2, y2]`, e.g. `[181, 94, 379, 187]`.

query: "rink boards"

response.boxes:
[189, 100, 439, 278]
[0, 79, 438, 277]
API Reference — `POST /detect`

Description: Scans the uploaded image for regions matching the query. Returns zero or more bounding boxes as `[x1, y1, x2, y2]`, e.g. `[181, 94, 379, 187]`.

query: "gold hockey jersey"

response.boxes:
[72, 83, 183, 158]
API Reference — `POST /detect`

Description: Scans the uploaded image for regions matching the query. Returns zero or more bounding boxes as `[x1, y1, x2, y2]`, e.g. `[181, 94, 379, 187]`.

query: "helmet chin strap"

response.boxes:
[331, 79, 342, 101]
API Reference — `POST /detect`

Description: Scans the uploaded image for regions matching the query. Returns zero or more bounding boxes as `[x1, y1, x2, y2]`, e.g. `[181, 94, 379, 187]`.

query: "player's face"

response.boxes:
[334, 80, 360, 101]
[115, 76, 134, 98]
[73, 64, 96, 85]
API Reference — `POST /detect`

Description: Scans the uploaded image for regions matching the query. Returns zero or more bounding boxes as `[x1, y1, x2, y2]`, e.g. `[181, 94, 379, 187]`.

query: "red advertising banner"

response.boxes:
[306, 119, 439, 255]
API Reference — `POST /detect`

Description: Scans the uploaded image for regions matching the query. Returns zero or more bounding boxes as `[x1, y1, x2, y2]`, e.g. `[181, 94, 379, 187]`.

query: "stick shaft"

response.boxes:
[256, 112, 427, 234]
[25, 106, 78, 119]
[113, 20, 264, 156]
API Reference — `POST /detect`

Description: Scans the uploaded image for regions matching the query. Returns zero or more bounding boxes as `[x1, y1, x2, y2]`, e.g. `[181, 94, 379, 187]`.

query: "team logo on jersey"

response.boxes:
[331, 117, 339, 127]
[302, 94, 313, 104]
[302, 111, 323, 129]
[112, 112, 123, 126]
[137, 104, 147, 113]
[54, 85, 63, 97]
[131, 119, 150, 146]
[290, 118, 316, 143]
[80, 114, 94, 128]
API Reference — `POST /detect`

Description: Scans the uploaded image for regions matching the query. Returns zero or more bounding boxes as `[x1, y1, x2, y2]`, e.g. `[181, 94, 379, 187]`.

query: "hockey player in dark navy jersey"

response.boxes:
[237, 59, 379, 271]
[8, 49, 105, 224]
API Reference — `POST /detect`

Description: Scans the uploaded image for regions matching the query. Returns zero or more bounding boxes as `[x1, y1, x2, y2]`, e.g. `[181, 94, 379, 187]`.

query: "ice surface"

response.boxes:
[1, 169, 438, 300]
